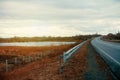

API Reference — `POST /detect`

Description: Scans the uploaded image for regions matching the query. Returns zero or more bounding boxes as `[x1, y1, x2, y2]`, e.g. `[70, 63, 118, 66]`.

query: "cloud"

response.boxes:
[0, 0, 120, 20]
[0, 0, 120, 37]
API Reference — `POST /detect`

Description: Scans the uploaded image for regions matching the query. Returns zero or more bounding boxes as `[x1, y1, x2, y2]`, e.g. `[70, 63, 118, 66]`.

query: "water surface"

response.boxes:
[0, 42, 75, 47]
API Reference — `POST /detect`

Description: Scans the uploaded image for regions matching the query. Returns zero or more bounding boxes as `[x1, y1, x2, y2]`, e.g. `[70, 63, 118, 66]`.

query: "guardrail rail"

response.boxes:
[58, 40, 86, 74]
[63, 41, 86, 64]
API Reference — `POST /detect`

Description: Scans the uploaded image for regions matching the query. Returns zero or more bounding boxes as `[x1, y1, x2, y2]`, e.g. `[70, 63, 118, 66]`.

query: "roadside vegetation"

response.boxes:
[0, 34, 103, 80]
[103, 32, 120, 42]
[0, 41, 113, 80]
[0, 43, 78, 80]
[0, 34, 100, 42]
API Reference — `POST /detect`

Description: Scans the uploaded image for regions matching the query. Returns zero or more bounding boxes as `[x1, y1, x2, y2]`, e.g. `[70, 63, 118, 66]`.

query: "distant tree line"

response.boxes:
[0, 34, 100, 43]
[103, 32, 120, 40]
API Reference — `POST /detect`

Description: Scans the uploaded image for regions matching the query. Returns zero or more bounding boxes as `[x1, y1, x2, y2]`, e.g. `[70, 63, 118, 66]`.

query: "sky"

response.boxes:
[0, 0, 120, 38]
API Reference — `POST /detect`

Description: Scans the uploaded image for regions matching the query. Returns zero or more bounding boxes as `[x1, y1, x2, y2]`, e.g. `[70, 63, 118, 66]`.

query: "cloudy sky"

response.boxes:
[0, 0, 120, 37]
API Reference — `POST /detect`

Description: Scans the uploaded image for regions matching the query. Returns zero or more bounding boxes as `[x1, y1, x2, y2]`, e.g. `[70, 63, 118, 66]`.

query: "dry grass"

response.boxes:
[0, 41, 112, 80]
[1, 42, 87, 80]
[0, 43, 78, 80]
[0, 44, 77, 60]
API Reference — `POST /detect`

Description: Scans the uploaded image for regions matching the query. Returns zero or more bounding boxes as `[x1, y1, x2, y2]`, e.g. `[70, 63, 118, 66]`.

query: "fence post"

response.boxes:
[41, 54, 42, 58]
[31, 57, 33, 62]
[34, 56, 36, 61]
[14, 57, 17, 64]
[28, 56, 31, 62]
[5, 60, 8, 72]
[59, 55, 62, 74]
[22, 56, 25, 64]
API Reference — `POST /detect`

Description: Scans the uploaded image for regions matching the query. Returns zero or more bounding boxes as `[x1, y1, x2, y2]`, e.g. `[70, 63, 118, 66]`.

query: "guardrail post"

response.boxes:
[59, 55, 62, 74]
[5, 60, 8, 72]
[63, 52, 66, 64]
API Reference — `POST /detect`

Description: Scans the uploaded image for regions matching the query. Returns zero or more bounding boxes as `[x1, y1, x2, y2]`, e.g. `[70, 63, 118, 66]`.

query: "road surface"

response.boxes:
[91, 37, 120, 79]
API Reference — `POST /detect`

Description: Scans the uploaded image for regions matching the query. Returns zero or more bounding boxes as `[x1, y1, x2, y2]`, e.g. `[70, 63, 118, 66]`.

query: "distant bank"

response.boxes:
[0, 35, 100, 43]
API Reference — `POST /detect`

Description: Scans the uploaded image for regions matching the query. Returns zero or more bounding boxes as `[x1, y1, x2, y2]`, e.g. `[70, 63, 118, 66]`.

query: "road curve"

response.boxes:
[91, 37, 120, 79]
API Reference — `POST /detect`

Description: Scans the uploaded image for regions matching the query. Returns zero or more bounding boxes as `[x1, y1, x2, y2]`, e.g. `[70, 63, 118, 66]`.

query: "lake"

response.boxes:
[0, 42, 75, 47]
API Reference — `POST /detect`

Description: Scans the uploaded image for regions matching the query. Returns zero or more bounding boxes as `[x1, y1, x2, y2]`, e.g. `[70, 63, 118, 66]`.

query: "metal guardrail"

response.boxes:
[58, 41, 86, 74]
[63, 41, 86, 64]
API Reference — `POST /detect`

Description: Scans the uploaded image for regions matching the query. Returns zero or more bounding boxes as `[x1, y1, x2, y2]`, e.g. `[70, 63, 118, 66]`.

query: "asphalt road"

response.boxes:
[91, 37, 120, 79]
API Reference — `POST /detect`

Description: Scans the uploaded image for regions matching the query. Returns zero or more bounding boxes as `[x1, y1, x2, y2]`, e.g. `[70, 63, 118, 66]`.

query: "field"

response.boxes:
[0, 42, 79, 79]
[0, 40, 113, 80]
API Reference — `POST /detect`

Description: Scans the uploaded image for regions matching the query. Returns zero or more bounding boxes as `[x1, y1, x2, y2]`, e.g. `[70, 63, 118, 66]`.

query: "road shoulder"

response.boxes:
[84, 42, 113, 80]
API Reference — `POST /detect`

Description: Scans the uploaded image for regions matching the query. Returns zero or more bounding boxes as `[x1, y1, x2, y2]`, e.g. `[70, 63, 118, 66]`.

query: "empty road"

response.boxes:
[91, 37, 120, 79]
